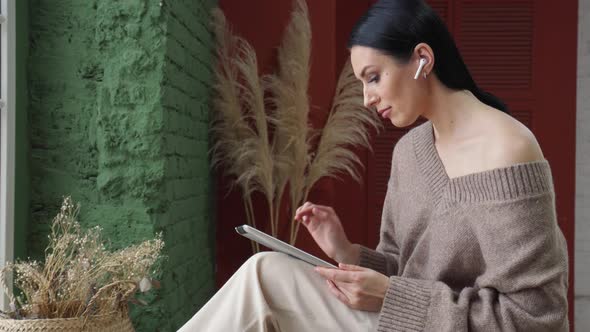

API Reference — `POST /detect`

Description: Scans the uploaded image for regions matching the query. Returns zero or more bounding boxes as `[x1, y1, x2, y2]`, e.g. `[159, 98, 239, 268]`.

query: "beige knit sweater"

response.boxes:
[359, 122, 569, 332]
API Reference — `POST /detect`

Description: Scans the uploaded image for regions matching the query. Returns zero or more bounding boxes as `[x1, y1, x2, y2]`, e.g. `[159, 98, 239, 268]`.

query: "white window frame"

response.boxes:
[0, 0, 15, 311]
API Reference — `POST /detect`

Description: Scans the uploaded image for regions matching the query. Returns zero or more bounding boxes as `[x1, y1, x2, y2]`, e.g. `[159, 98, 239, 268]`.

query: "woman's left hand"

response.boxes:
[315, 263, 390, 312]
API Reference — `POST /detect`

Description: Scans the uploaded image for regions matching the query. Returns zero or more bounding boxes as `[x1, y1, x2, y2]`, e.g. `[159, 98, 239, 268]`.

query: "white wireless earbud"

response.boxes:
[414, 58, 428, 80]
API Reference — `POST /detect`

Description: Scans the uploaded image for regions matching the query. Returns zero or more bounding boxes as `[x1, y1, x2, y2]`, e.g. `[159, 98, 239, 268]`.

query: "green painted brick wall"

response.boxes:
[158, 0, 217, 328]
[26, 0, 217, 330]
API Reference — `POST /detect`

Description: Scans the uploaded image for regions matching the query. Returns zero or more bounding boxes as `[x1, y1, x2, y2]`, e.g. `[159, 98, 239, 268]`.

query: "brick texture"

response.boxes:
[159, 0, 217, 328]
[27, 0, 217, 330]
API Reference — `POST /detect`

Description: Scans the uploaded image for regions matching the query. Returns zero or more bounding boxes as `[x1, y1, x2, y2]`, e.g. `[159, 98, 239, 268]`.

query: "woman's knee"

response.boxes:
[247, 251, 288, 267]
[244, 251, 306, 276]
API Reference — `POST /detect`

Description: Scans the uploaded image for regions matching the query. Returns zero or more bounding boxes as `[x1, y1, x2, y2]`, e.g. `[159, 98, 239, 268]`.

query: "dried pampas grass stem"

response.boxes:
[210, 0, 379, 248]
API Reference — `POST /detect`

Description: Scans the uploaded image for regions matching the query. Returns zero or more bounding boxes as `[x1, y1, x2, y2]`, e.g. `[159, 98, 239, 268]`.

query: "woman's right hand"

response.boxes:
[294, 202, 359, 264]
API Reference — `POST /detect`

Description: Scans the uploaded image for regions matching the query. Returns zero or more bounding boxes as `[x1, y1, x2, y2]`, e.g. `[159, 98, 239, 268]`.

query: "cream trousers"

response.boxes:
[177, 252, 379, 332]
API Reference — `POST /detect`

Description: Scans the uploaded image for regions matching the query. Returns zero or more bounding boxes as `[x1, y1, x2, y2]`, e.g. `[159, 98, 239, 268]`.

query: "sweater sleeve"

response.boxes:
[358, 211, 400, 276]
[358, 245, 397, 276]
[376, 193, 569, 332]
[358, 140, 403, 277]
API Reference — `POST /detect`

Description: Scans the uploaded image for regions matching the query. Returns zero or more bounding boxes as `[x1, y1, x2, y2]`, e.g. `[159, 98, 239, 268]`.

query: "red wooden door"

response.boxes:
[366, 0, 577, 327]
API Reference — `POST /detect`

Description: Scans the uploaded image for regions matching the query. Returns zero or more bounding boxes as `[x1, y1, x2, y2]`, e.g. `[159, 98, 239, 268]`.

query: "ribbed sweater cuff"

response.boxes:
[358, 246, 388, 275]
[378, 277, 432, 332]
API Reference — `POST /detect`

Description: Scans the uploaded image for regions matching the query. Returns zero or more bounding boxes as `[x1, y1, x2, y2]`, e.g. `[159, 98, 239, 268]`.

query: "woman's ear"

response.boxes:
[413, 43, 435, 76]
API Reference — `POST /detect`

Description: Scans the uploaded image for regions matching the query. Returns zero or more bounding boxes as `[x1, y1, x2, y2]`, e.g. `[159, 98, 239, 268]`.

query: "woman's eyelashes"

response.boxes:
[368, 74, 380, 84]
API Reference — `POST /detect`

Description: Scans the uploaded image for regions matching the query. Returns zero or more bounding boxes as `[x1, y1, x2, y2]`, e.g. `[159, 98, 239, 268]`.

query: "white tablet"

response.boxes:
[235, 224, 337, 268]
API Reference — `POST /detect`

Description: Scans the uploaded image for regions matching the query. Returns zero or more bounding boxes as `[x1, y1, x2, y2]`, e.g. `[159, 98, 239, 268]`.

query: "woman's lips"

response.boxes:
[378, 107, 392, 118]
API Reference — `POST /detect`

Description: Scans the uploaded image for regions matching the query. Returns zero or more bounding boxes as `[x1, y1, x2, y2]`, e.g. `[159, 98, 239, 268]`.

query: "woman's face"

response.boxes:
[350, 46, 425, 128]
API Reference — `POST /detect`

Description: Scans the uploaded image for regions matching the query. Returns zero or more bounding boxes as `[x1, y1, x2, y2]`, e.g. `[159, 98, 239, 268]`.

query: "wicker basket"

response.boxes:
[0, 310, 135, 332]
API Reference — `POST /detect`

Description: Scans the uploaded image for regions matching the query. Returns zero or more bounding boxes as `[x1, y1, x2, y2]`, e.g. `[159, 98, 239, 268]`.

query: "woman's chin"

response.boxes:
[389, 115, 415, 128]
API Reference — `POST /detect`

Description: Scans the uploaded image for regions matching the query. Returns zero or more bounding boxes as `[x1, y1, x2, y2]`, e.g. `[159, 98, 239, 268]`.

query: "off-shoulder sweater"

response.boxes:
[359, 121, 569, 332]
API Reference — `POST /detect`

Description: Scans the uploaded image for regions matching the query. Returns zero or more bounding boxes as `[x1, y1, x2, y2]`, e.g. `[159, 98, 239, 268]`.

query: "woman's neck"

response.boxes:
[423, 84, 482, 145]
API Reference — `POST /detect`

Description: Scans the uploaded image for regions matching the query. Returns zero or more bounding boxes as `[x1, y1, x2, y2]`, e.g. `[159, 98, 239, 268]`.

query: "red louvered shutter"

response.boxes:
[454, 1, 534, 127]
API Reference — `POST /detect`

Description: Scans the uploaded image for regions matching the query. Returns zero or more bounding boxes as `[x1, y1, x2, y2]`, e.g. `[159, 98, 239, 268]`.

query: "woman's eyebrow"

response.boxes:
[360, 65, 376, 78]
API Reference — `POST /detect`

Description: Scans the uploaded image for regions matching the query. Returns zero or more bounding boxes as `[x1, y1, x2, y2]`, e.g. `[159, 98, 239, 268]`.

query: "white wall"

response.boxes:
[576, 0, 590, 330]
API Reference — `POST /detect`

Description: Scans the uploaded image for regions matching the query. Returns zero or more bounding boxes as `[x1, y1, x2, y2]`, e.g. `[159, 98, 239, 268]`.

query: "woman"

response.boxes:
[179, 0, 569, 331]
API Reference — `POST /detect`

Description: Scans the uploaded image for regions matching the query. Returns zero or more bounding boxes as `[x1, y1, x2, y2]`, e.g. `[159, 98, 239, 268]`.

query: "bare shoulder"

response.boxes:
[483, 110, 545, 168]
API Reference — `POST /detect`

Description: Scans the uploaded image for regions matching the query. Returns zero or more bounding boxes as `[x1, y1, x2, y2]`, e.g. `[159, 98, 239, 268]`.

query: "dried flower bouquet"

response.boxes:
[0, 197, 164, 322]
